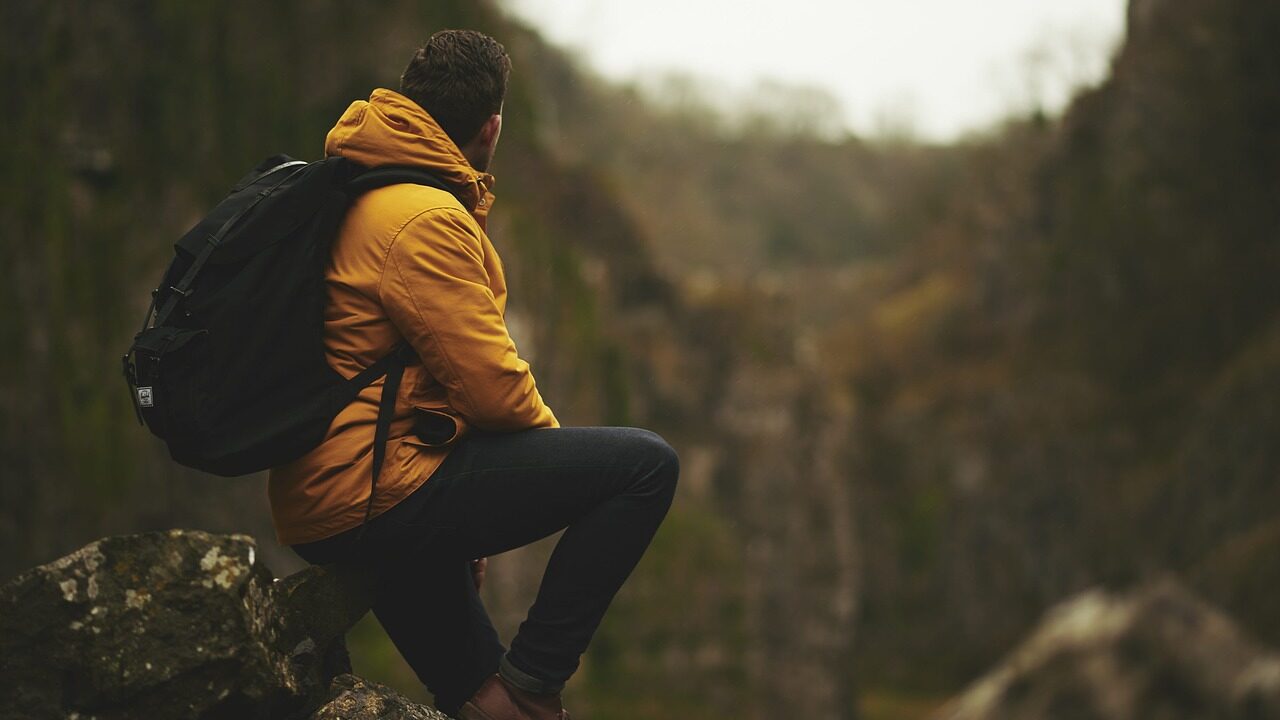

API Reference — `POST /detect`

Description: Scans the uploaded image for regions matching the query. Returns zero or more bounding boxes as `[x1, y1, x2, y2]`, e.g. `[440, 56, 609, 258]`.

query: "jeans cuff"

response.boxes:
[499, 653, 563, 695]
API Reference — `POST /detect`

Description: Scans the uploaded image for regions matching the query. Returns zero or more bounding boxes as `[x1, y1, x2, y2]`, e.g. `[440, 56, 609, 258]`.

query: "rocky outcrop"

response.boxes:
[0, 530, 434, 720]
[932, 580, 1280, 720]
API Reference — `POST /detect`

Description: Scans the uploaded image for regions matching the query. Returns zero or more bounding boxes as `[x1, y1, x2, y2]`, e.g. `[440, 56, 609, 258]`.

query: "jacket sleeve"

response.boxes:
[379, 207, 559, 431]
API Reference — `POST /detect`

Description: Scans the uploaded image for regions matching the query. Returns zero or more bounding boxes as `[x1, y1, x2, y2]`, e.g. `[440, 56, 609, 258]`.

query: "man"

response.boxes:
[268, 30, 679, 720]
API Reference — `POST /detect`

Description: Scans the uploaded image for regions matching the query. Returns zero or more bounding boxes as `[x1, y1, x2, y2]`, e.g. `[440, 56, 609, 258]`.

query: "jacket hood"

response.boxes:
[324, 88, 494, 215]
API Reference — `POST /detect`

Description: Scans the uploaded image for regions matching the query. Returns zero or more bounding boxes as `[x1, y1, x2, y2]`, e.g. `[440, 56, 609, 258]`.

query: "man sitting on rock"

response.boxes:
[269, 29, 679, 720]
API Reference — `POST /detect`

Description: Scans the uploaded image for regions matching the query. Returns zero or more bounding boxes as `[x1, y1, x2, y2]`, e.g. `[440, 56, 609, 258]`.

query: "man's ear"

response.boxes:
[478, 113, 502, 149]
[459, 113, 504, 171]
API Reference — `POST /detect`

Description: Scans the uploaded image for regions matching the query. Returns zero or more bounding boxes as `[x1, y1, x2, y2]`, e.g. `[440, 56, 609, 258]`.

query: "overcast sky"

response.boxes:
[501, 0, 1129, 140]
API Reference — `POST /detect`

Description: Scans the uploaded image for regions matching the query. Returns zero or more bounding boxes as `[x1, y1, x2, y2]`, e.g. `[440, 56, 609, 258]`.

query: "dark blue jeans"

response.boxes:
[291, 426, 679, 715]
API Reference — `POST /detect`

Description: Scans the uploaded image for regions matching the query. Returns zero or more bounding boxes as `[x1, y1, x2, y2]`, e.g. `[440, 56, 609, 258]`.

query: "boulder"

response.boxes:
[933, 579, 1280, 720]
[0, 530, 385, 720]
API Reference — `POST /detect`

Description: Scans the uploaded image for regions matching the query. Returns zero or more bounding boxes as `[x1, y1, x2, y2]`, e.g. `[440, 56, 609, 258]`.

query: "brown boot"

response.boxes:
[457, 674, 571, 720]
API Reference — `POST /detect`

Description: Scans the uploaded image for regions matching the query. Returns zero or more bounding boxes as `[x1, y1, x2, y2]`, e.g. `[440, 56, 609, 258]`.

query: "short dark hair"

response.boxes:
[399, 30, 511, 147]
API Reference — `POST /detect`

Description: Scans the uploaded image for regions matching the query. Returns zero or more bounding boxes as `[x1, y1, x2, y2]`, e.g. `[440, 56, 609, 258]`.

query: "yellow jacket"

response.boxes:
[268, 89, 558, 544]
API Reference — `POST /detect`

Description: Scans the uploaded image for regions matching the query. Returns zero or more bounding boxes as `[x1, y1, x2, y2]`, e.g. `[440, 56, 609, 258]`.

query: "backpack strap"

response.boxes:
[331, 342, 419, 547]
[354, 343, 417, 544]
[345, 166, 457, 198]
[231, 155, 306, 192]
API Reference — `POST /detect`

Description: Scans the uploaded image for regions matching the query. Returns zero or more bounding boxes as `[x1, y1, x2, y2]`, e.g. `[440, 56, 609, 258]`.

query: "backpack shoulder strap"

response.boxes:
[345, 166, 458, 200]
[334, 342, 420, 547]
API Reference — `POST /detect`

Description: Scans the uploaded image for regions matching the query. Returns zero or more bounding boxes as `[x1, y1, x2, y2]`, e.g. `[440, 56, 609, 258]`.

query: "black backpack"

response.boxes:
[122, 154, 457, 525]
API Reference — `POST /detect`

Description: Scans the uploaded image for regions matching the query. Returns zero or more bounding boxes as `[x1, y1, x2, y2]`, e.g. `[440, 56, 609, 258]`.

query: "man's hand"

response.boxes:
[471, 557, 488, 592]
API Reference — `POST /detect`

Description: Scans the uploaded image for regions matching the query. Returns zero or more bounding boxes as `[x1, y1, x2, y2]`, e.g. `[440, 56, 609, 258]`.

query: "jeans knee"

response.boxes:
[628, 428, 679, 499]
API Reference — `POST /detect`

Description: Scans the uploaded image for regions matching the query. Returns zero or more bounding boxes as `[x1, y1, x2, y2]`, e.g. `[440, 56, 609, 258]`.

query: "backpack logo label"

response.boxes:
[137, 386, 154, 408]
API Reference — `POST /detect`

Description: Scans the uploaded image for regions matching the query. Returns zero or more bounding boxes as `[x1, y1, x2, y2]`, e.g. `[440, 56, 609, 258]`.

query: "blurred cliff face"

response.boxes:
[2, 0, 1278, 719]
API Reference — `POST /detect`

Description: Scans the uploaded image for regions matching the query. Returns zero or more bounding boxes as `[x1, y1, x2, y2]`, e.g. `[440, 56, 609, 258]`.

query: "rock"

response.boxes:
[933, 579, 1280, 720]
[310, 674, 449, 720]
[0, 530, 373, 720]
